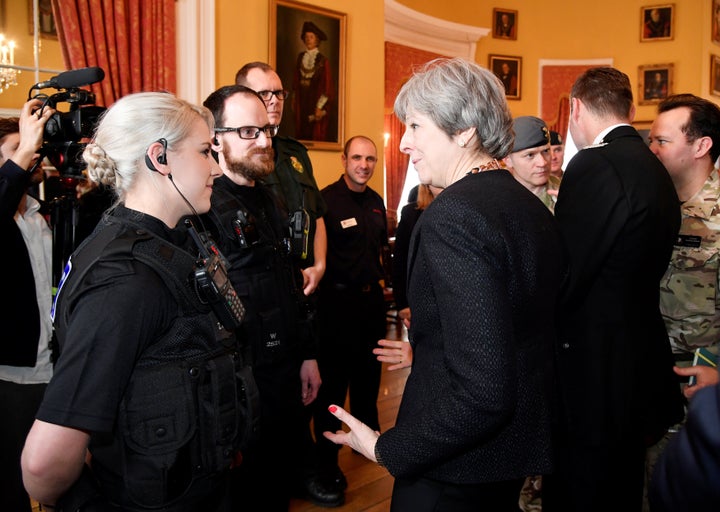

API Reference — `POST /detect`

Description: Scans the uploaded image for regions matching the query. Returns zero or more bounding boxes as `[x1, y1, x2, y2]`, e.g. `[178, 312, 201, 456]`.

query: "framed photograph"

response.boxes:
[640, 4, 674, 42]
[270, 0, 346, 151]
[713, 0, 720, 46]
[711, 55, 720, 97]
[489, 54, 522, 100]
[28, 0, 58, 39]
[638, 63, 673, 105]
[492, 8, 518, 40]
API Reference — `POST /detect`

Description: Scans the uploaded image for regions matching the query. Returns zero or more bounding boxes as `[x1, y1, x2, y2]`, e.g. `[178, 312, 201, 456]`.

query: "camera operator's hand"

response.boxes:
[12, 98, 54, 171]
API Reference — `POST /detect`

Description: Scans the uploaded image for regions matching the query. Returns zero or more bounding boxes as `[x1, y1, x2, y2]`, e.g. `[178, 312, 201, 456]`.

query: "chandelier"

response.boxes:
[0, 34, 19, 94]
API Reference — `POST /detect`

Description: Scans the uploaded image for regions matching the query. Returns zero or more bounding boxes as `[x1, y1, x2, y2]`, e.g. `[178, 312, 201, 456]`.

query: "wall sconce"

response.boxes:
[0, 34, 19, 94]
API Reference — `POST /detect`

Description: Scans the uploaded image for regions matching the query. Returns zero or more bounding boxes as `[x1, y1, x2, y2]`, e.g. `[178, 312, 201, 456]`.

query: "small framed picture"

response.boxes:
[638, 64, 673, 105]
[640, 4, 674, 42]
[28, 0, 58, 39]
[711, 55, 720, 97]
[492, 8, 518, 40]
[489, 54, 522, 100]
[713, 0, 720, 46]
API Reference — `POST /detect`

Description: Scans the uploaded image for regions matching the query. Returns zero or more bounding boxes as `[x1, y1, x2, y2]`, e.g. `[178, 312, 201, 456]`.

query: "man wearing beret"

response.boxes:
[504, 116, 560, 212]
[549, 130, 565, 178]
[293, 21, 334, 141]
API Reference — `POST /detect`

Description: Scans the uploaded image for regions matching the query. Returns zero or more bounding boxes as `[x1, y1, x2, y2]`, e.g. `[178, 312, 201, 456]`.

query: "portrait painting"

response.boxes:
[640, 4, 674, 42]
[712, 55, 720, 97]
[489, 54, 522, 100]
[638, 63, 673, 105]
[713, 0, 720, 46]
[492, 8, 518, 40]
[270, 0, 346, 151]
[28, 0, 57, 39]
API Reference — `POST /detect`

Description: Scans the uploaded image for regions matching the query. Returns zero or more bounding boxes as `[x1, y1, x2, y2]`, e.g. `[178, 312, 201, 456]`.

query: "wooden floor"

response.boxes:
[289, 316, 410, 512]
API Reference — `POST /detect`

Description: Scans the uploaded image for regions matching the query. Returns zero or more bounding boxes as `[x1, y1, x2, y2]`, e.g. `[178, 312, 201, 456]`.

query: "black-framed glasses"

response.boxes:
[216, 125, 279, 140]
[256, 89, 289, 101]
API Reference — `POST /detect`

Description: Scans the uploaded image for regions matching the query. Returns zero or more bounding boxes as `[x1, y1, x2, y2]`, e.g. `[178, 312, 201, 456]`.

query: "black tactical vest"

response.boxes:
[205, 182, 314, 367]
[53, 215, 259, 511]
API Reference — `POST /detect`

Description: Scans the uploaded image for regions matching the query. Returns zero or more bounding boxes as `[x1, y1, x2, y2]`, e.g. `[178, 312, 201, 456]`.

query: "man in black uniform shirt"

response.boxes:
[203, 85, 326, 510]
[235, 62, 327, 295]
[236, 61, 343, 506]
[312, 135, 389, 497]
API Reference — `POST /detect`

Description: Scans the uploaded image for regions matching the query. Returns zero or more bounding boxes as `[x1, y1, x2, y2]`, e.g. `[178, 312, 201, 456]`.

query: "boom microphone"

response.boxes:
[34, 67, 105, 90]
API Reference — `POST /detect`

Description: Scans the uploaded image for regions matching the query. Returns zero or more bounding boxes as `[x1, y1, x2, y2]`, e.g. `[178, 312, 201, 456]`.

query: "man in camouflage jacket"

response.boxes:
[649, 94, 720, 390]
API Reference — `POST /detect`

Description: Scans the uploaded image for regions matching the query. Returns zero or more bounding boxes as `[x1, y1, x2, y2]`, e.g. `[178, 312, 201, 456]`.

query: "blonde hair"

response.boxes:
[83, 92, 213, 204]
[416, 184, 436, 210]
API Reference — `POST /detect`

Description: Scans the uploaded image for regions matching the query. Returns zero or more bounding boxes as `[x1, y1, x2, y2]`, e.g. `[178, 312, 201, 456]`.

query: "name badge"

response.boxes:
[676, 234, 702, 248]
[341, 217, 358, 229]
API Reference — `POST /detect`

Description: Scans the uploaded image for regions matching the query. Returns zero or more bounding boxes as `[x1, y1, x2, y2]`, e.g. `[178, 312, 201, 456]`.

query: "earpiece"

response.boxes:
[212, 135, 219, 146]
[145, 138, 168, 173]
[156, 138, 168, 164]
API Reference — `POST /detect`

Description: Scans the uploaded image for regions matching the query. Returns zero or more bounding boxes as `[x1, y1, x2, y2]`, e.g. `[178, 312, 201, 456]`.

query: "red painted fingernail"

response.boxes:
[329, 405, 337, 413]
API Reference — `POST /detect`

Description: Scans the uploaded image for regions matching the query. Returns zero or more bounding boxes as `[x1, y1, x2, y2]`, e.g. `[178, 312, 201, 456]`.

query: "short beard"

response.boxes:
[223, 147, 274, 182]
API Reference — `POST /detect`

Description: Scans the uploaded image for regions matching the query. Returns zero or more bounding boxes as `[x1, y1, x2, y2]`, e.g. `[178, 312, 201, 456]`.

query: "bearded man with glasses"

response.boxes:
[202, 84, 327, 511]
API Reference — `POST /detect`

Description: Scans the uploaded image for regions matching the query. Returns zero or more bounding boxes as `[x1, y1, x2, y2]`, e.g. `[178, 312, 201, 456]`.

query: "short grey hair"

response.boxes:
[394, 57, 514, 159]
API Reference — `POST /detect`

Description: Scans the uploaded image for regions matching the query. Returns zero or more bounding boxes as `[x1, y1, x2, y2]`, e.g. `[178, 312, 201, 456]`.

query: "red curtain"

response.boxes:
[51, 0, 176, 107]
[384, 43, 445, 216]
[384, 112, 409, 224]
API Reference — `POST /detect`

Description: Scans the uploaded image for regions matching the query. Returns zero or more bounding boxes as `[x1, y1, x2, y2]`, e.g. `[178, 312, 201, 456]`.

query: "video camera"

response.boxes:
[28, 66, 106, 178]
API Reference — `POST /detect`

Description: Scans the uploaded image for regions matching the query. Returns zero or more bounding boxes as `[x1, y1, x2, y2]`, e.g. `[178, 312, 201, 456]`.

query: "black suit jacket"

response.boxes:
[0, 160, 40, 366]
[553, 125, 684, 445]
[376, 169, 566, 483]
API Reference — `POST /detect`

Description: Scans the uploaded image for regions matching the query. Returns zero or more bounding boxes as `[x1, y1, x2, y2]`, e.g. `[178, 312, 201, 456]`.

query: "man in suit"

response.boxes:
[543, 67, 684, 512]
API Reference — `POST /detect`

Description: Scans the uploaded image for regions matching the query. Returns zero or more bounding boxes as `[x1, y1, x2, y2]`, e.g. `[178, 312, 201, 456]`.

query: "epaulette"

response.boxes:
[581, 142, 608, 150]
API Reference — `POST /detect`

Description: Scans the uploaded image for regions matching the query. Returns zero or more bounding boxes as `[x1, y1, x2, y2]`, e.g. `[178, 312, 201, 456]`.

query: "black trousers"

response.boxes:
[543, 431, 646, 512]
[312, 284, 386, 472]
[231, 358, 310, 512]
[0, 379, 47, 512]
[390, 476, 525, 512]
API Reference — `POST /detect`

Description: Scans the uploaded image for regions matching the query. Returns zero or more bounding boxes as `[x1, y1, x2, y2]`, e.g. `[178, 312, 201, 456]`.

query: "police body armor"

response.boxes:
[206, 181, 315, 368]
[52, 215, 259, 511]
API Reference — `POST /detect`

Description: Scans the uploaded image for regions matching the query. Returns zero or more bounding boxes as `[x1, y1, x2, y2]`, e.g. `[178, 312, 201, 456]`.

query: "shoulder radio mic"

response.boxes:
[34, 66, 105, 90]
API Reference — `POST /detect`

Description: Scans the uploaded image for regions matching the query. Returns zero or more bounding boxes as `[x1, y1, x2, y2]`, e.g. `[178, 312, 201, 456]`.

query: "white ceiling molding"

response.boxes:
[176, 0, 215, 105]
[384, 0, 488, 60]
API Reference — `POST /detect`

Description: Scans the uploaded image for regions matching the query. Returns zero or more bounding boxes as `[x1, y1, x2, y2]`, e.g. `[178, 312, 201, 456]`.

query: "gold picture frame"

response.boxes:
[492, 8, 518, 40]
[640, 4, 674, 42]
[489, 54, 522, 100]
[269, 0, 346, 151]
[711, 55, 720, 97]
[28, 0, 58, 40]
[638, 63, 673, 105]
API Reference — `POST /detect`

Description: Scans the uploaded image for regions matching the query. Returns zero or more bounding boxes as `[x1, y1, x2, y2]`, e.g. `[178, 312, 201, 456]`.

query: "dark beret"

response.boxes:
[512, 116, 550, 153]
[550, 130, 564, 146]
